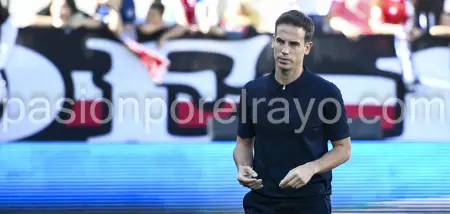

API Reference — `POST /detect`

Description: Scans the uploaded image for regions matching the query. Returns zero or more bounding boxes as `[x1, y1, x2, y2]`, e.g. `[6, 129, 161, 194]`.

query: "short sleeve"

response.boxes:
[323, 84, 350, 142]
[237, 83, 255, 139]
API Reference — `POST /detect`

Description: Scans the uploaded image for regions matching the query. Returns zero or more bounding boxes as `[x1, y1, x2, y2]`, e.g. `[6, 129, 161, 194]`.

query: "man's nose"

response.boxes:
[281, 45, 289, 55]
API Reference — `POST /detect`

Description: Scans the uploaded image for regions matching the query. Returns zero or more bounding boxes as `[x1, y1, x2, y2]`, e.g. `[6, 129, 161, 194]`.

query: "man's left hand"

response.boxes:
[279, 163, 315, 189]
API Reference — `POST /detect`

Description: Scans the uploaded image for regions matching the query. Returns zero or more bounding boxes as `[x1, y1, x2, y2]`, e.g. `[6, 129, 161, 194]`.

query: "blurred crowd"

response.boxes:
[2, 0, 449, 40]
[3, 0, 266, 44]
[0, 0, 449, 84]
[0, 0, 448, 44]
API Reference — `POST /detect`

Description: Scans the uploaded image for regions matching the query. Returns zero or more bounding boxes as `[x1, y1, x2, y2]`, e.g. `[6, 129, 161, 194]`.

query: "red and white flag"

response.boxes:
[122, 37, 170, 84]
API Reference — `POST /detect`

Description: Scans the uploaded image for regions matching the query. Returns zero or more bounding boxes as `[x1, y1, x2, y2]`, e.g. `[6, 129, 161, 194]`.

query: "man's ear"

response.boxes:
[304, 41, 313, 55]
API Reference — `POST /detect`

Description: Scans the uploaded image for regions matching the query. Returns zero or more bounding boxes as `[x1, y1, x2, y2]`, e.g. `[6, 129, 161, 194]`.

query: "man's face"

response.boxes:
[147, 9, 162, 25]
[51, 0, 73, 21]
[272, 24, 312, 72]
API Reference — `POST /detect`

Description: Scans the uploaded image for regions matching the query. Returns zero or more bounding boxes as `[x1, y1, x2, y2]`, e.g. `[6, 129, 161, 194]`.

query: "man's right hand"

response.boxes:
[237, 166, 263, 190]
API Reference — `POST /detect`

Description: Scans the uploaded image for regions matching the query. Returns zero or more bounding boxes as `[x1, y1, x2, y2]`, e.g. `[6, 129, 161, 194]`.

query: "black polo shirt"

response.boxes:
[237, 67, 350, 198]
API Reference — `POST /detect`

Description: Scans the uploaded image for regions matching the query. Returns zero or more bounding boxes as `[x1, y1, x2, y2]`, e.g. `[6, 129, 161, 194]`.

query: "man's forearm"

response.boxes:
[233, 139, 254, 169]
[430, 25, 450, 36]
[307, 144, 351, 175]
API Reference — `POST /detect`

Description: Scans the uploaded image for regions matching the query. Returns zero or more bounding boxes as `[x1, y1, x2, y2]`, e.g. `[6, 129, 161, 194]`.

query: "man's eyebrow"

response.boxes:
[275, 37, 302, 44]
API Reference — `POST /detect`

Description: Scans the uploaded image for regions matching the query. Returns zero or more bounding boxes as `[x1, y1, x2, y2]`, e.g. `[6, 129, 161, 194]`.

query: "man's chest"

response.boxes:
[251, 93, 323, 136]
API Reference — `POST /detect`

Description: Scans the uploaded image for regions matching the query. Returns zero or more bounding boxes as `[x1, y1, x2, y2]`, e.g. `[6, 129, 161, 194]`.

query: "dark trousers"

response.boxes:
[243, 191, 331, 214]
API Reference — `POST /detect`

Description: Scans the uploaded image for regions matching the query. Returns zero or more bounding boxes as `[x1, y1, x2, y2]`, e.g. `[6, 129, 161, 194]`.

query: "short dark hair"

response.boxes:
[150, 2, 165, 15]
[275, 10, 315, 42]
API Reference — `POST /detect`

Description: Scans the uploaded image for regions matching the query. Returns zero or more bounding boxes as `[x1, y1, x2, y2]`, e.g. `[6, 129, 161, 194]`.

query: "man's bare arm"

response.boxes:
[429, 14, 450, 36]
[233, 136, 254, 170]
[307, 137, 351, 174]
[430, 1, 450, 36]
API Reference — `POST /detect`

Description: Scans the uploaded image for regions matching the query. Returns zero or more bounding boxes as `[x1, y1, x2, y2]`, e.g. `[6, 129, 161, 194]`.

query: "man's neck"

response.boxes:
[275, 65, 303, 85]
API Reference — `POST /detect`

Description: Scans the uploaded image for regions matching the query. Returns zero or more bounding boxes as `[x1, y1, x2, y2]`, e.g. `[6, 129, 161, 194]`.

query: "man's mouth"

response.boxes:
[277, 57, 291, 64]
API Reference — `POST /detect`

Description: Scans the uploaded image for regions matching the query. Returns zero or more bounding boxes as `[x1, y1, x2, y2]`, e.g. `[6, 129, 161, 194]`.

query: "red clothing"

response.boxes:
[330, 0, 374, 34]
[379, 0, 410, 24]
[180, 0, 197, 25]
[330, 0, 411, 34]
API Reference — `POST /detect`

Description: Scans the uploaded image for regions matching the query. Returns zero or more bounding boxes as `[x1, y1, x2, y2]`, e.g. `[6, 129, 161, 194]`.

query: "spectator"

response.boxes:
[158, 0, 189, 26]
[34, 0, 101, 29]
[0, 1, 18, 70]
[139, 2, 192, 47]
[119, 0, 137, 39]
[180, 0, 197, 25]
[328, 0, 421, 85]
[139, 1, 167, 34]
[326, 0, 371, 38]
[216, 0, 261, 38]
[0, 2, 10, 112]
[0, 1, 8, 25]
[140, 0, 259, 47]
[425, 0, 450, 36]
[374, 0, 420, 39]
[375, 0, 421, 85]
[444, 0, 450, 25]
[94, 0, 125, 36]
[328, 0, 418, 40]
[195, 0, 221, 33]
[220, 0, 261, 32]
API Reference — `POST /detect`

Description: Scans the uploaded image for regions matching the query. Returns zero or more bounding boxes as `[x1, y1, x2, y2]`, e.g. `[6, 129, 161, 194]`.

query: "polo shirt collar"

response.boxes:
[268, 65, 311, 91]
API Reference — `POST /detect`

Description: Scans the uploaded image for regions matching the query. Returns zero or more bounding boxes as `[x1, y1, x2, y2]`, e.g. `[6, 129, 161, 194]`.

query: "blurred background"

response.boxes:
[0, 0, 450, 213]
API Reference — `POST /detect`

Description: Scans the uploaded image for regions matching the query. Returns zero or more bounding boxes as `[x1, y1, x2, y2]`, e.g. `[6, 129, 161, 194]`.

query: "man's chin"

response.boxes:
[277, 64, 292, 71]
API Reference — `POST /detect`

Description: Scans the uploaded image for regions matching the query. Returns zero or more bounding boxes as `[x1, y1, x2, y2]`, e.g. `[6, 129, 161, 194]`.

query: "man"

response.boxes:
[420, 0, 450, 36]
[139, 1, 167, 34]
[95, 0, 126, 36]
[328, 0, 421, 86]
[142, 2, 201, 48]
[328, 0, 416, 37]
[233, 10, 351, 214]
[445, 0, 450, 25]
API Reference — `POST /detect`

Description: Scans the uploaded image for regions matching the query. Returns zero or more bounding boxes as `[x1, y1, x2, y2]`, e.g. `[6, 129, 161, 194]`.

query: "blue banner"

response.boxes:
[2, 142, 450, 212]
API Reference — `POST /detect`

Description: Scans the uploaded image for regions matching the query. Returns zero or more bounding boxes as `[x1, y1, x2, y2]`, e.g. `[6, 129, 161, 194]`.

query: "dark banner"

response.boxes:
[1, 26, 448, 142]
